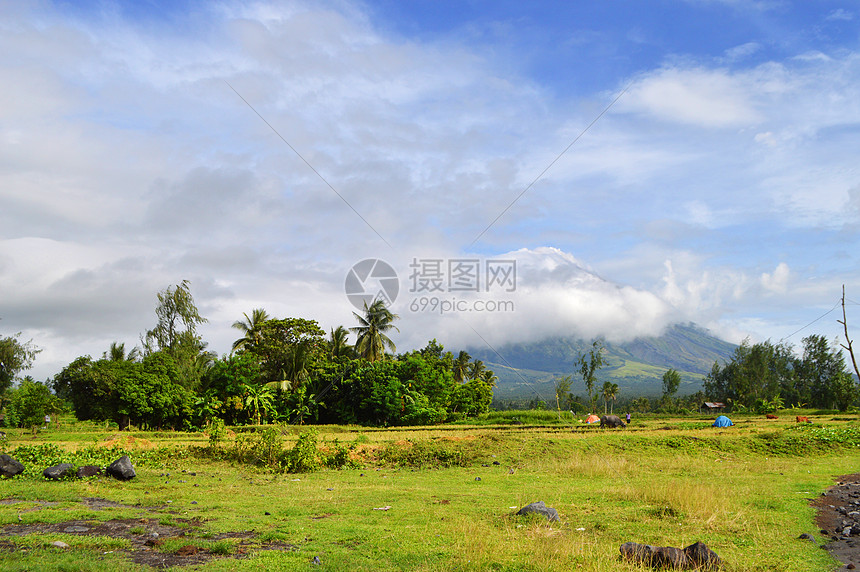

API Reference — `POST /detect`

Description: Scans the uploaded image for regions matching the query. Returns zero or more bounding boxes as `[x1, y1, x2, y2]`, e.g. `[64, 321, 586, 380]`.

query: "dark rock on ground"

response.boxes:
[76, 465, 101, 478]
[43, 463, 75, 480]
[106, 455, 136, 480]
[0, 454, 24, 478]
[684, 540, 722, 569]
[515, 501, 559, 522]
[620, 540, 721, 569]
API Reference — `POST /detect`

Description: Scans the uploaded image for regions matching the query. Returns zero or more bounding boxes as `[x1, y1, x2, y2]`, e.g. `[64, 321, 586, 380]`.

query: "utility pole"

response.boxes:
[838, 285, 860, 382]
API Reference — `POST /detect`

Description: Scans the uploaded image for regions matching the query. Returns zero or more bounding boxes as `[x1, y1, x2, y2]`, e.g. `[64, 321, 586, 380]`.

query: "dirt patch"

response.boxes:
[0, 499, 297, 569]
[813, 473, 860, 571]
[99, 435, 155, 449]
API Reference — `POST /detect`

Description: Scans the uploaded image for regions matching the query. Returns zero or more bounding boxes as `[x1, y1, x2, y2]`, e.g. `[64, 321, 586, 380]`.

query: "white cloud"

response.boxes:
[761, 262, 790, 294]
[623, 67, 760, 128]
[1, 1, 859, 381]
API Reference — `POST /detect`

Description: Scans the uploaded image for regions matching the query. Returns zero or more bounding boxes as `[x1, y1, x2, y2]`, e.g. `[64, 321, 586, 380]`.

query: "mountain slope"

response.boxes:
[467, 323, 737, 400]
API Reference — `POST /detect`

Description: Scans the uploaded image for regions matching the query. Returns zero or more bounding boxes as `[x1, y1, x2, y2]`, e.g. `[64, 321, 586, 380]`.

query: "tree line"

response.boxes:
[703, 335, 857, 412]
[2, 282, 495, 430]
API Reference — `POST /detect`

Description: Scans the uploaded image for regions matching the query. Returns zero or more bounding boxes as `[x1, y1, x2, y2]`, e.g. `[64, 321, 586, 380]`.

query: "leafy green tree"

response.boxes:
[201, 353, 263, 425]
[5, 378, 62, 431]
[0, 332, 40, 396]
[143, 280, 211, 389]
[662, 369, 681, 398]
[576, 340, 606, 413]
[231, 308, 270, 353]
[798, 334, 853, 409]
[554, 375, 572, 416]
[245, 318, 326, 392]
[351, 300, 399, 362]
[704, 339, 794, 409]
[144, 280, 207, 353]
[52, 353, 194, 430]
[831, 371, 857, 412]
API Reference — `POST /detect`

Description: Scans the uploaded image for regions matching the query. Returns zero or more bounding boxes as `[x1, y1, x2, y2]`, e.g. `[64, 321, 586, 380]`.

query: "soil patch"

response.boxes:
[813, 473, 860, 571]
[0, 498, 297, 569]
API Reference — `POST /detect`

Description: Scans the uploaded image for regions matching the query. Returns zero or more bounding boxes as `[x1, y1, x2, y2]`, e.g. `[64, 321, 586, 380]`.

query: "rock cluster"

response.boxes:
[620, 540, 722, 569]
[0, 454, 134, 480]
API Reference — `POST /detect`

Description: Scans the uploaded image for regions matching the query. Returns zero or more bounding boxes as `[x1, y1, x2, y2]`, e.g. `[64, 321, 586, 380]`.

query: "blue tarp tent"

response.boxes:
[713, 415, 733, 427]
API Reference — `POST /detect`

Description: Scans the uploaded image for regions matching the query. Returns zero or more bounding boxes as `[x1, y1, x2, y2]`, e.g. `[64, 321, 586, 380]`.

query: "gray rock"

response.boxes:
[43, 463, 75, 480]
[515, 501, 559, 522]
[799, 533, 817, 543]
[51, 541, 69, 549]
[106, 455, 135, 480]
[0, 454, 24, 478]
[76, 465, 101, 478]
[64, 526, 89, 533]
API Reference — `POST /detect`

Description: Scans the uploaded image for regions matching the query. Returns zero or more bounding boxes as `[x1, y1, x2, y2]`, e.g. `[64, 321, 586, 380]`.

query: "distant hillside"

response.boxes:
[467, 323, 737, 400]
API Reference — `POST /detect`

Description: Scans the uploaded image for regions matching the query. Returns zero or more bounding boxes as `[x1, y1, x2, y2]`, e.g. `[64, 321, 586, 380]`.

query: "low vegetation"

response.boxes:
[0, 412, 858, 571]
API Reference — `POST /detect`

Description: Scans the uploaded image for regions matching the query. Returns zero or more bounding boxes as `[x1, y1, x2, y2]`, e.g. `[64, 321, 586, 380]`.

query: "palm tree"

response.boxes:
[350, 300, 399, 362]
[231, 308, 270, 353]
[601, 381, 619, 414]
[480, 370, 498, 386]
[103, 342, 140, 362]
[328, 326, 352, 359]
[469, 359, 486, 381]
[453, 351, 472, 383]
[266, 341, 315, 393]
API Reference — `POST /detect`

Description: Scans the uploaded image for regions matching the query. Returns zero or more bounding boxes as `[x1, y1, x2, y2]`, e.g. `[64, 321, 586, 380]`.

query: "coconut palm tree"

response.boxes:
[480, 370, 498, 386]
[350, 300, 399, 362]
[601, 381, 619, 414]
[469, 359, 486, 380]
[231, 308, 270, 353]
[328, 325, 352, 359]
[453, 351, 472, 383]
[103, 342, 140, 362]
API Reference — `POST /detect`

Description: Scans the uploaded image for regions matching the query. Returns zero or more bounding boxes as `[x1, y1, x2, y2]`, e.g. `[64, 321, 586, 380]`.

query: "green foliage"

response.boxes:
[207, 418, 227, 446]
[243, 317, 325, 392]
[0, 332, 40, 395]
[706, 336, 857, 411]
[662, 368, 681, 397]
[284, 429, 322, 473]
[576, 339, 606, 413]
[51, 353, 195, 430]
[4, 379, 62, 429]
[351, 300, 399, 362]
[377, 439, 471, 468]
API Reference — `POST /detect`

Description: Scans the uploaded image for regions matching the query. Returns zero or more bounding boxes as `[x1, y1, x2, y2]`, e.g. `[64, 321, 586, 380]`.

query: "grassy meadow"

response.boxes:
[1, 411, 858, 571]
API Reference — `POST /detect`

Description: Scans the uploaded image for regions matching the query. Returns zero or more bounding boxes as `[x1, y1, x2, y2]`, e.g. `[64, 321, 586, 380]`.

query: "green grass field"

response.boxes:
[1, 412, 857, 571]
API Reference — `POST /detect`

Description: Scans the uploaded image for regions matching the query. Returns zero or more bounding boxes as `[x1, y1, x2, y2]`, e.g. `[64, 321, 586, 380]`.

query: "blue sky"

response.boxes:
[1, 0, 859, 380]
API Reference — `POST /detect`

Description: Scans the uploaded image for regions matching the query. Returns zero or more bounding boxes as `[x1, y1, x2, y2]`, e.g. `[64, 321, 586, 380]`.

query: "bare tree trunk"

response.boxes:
[839, 285, 860, 383]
